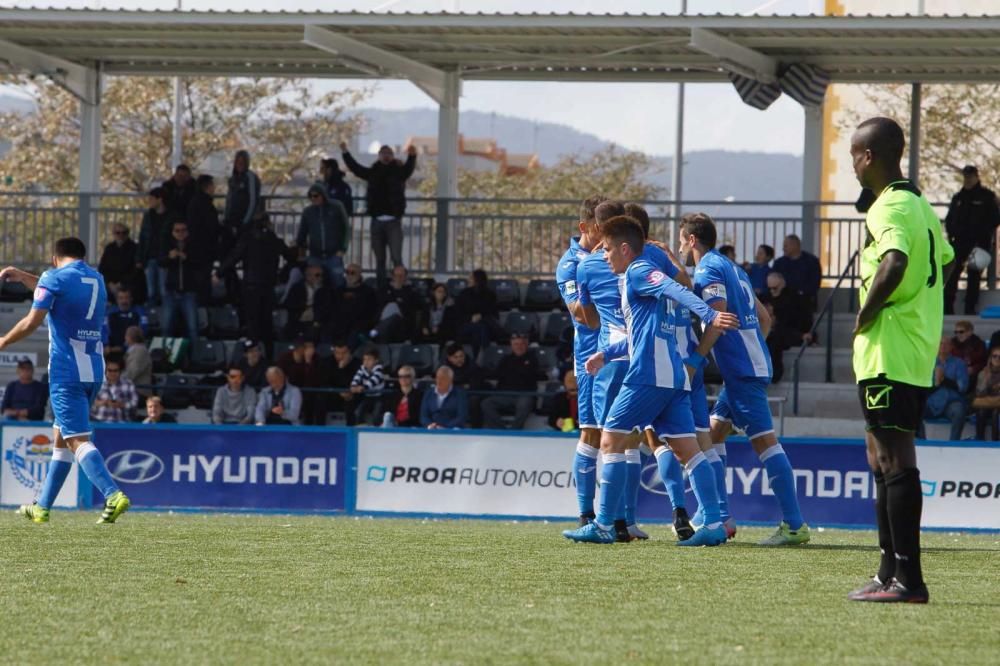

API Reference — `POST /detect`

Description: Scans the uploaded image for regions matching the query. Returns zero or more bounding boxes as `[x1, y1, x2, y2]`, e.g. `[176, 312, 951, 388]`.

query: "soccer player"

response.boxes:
[681, 213, 810, 546]
[846, 117, 952, 604]
[0, 238, 131, 524]
[556, 195, 605, 525]
[563, 216, 738, 545]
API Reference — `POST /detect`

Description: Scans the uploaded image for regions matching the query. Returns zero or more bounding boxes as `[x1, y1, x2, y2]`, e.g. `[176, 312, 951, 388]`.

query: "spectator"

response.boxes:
[137, 186, 174, 305]
[92, 358, 139, 423]
[122, 326, 153, 397]
[746, 244, 774, 297]
[277, 338, 324, 425]
[284, 263, 334, 342]
[98, 223, 140, 301]
[322, 340, 361, 419]
[951, 320, 988, 384]
[381, 365, 424, 428]
[348, 347, 386, 426]
[159, 220, 202, 343]
[162, 164, 195, 218]
[255, 366, 302, 426]
[321, 157, 354, 216]
[444, 342, 486, 427]
[218, 212, 297, 353]
[944, 165, 1000, 315]
[105, 288, 147, 355]
[762, 272, 813, 383]
[340, 141, 417, 288]
[718, 245, 737, 262]
[236, 340, 268, 390]
[420, 365, 468, 429]
[456, 269, 501, 356]
[296, 182, 350, 288]
[187, 174, 222, 266]
[142, 396, 176, 424]
[422, 282, 457, 343]
[212, 366, 257, 425]
[920, 336, 969, 441]
[373, 265, 424, 343]
[548, 369, 579, 431]
[482, 333, 539, 430]
[773, 234, 822, 314]
[1, 358, 47, 421]
[331, 264, 378, 348]
[972, 348, 1000, 440]
[224, 149, 262, 232]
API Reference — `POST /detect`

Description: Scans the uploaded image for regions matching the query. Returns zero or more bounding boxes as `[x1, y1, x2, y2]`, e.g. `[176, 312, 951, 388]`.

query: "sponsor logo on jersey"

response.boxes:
[647, 270, 666, 285]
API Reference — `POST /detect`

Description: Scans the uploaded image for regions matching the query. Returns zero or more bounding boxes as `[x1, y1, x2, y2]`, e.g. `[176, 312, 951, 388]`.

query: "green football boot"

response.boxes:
[758, 521, 810, 546]
[96, 491, 131, 525]
[17, 503, 49, 524]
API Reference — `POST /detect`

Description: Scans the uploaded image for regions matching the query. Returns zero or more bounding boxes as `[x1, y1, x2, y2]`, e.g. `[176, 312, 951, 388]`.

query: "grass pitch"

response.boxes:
[1, 513, 997, 665]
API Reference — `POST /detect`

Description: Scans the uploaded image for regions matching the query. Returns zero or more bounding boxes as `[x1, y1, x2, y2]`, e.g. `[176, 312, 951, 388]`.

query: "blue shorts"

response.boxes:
[50, 382, 99, 439]
[577, 371, 597, 429]
[593, 359, 628, 427]
[605, 383, 695, 439]
[710, 378, 774, 439]
[690, 368, 710, 432]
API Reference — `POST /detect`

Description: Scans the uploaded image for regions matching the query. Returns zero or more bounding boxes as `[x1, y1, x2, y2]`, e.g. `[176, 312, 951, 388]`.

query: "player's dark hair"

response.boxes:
[53, 237, 86, 259]
[600, 216, 645, 254]
[580, 195, 609, 222]
[856, 117, 906, 163]
[623, 202, 650, 239]
[679, 212, 717, 249]
[594, 200, 626, 225]
[759, 244, 775, 260]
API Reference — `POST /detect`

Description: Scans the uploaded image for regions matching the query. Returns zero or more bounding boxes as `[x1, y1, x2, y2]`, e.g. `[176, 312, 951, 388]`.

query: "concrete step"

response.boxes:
[768, 380, 861, 419]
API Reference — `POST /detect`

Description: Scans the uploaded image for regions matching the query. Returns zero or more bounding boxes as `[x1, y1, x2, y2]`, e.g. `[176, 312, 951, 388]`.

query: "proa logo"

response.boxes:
[106, 450, 165, 484]
[4, 433, 52, 490]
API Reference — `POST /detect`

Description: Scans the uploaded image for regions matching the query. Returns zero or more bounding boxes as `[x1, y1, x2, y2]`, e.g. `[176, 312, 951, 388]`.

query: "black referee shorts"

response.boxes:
[857, 376, 928, 432]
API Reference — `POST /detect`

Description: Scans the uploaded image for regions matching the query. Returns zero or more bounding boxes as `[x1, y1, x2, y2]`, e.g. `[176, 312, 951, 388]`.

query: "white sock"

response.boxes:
[575, 442, 599, 459]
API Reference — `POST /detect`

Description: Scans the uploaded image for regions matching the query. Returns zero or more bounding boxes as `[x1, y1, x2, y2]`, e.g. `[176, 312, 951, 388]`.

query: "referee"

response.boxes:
[847, 118, 954, 604]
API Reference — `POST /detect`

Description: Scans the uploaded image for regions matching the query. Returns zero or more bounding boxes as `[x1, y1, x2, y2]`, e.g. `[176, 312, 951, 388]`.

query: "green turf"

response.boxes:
[1, 513, 997, 665]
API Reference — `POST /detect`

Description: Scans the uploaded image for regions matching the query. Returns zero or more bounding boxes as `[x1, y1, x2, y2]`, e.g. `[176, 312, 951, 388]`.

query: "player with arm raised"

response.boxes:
[0, 238, 130, 524]
[564, 216, 738, 546]
[682, 213, 809, 546]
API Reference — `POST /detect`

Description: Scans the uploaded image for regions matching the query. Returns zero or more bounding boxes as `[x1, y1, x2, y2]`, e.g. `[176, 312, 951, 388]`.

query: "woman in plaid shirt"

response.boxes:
[92, 357, 139, 423]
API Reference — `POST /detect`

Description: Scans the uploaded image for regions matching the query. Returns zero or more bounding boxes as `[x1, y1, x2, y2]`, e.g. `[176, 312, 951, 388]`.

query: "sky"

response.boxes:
[4, 0, 830, 156]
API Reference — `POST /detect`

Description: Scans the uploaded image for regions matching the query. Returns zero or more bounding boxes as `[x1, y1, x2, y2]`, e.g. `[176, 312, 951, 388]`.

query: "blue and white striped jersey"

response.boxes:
[32, 260, 106, 384]
[556, 237, 599, 374]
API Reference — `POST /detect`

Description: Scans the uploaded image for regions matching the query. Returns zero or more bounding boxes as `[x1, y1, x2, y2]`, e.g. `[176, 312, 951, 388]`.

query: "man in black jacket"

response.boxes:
[159, 220, 203, 343]
[137, 186, 175, 306]
[296, 183, 350, 288]
[944, 165, 1000, 315]
[444, 342, 486, 427]
[481, 333, 539, 430]
[186, 174, 222, 269]
[762, 272, 813, 383]
[224, 150, 262, 233]
[162, 164, 195, 218]
[340, 142, 417, 288]
[331, 264, 378, 348]
[98, 223, 140, 301]
[284, 263, 335, 341]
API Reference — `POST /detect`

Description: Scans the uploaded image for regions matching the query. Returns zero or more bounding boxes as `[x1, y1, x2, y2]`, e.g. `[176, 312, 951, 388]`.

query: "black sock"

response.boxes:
[884, 468, 924, 589]
[613, 519, 629, 538]
[873, 469, 895, 584]
[673, 507, 690, 521]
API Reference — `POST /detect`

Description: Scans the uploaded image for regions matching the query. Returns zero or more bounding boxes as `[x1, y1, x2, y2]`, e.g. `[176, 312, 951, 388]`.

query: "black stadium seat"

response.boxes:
[502, 311, 539, 340]
[188, 339, 227, 373]
[533, 345, 558, 380]
[446, 277, 467, 300]
[197, 307, 209, 334]
[159, 374, 200, 410]
[523, 279, 561, 311]
[145, 306, 162, 336]
[491, 278, 521, 311]
[477, 344, 507, 375]
[208, 305, 241, 339]
[271, 310, 289, 340]
[542, 312, 573, 344]
[395, 344, 438, 377]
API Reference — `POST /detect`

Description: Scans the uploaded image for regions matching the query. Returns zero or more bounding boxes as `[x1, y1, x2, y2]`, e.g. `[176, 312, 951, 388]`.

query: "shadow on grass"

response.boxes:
[715, 542, 998, 554]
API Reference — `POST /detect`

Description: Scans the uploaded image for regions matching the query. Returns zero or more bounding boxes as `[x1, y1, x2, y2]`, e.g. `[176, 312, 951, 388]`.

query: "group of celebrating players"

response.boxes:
[556, 199, 810, 548]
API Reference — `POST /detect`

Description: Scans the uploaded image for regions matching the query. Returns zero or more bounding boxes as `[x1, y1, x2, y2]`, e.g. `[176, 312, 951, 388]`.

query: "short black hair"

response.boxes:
[362, 346, 379, 360]
[719, 245, 736, 259]
[227, 365, 244, 375]
[54, 237, 86, 259]
[196, 174, 214, 189]
[149, 186, 165, 199]
[623, 202, 650, 239]
[594, 200, 626, 225]
[855, 117, 906, 164]
[172, 220, 188, 230]
[759, 244, 775, 260]
[176, 164, 192, 173]
[679, 212, 717, 249]
[580, 195, 609, 222]
[445, 342, 464, 357]
[600, 216, 645, 255]
[332, 339, 350, 349]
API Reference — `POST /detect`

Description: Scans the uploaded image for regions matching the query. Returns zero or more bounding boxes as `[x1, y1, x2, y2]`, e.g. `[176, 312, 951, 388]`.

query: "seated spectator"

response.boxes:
[373, 265, 425, 343]
[158, 220, 203, 343]
[745, 244, 774, 297]
[951, 320, 987, 384]
[972, 348, 1000, 440]
[381, 365, 424, 428]
[142, 396, 176, 424]
[773, 234, 822, 314]
[99, 223, 141, 302]
[322, 340, 361, 419]
[284, 264, 334, 341]
[331, 264, 378, 348]
[420, 366, 468, 429]
[444, 342, 486, 427]
[255, 366, 302, 426]
[236, 339, 268, 390]
[718, 245, 737, 262]
[548, 369, 578, 431]
[122, 326, 152, 396]
[762, 272, 813, 383]
[137, 186, 175, 306]
[212, 366, 257, 425]
[482, 333, 539, 430]
[348, 347, 386, 426]
[296, 182, 350, 288]
[105, 288, 147, 355]
[1, 358, 47, 421]
[422, 283, 457, 343]
[456, 269, 501, 356]
[278, 338, 324, 425]
[920, 336, 969, 441]
[92, 357, 138, 423]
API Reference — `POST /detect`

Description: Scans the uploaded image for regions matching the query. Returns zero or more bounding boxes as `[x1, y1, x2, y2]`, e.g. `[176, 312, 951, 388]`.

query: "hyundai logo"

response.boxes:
[106, 450, 165, 484]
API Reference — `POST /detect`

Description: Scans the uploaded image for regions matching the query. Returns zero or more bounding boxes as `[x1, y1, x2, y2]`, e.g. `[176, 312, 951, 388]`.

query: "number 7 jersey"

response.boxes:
[32, 260, 107, 384]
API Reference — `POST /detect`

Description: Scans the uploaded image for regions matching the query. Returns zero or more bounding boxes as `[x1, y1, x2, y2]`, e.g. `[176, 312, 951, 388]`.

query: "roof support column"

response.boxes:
[435, 71, 460, 273]
[800, 102, 823, 259]
[78, 65, 102, 263]
[908, 83, 921, 185]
